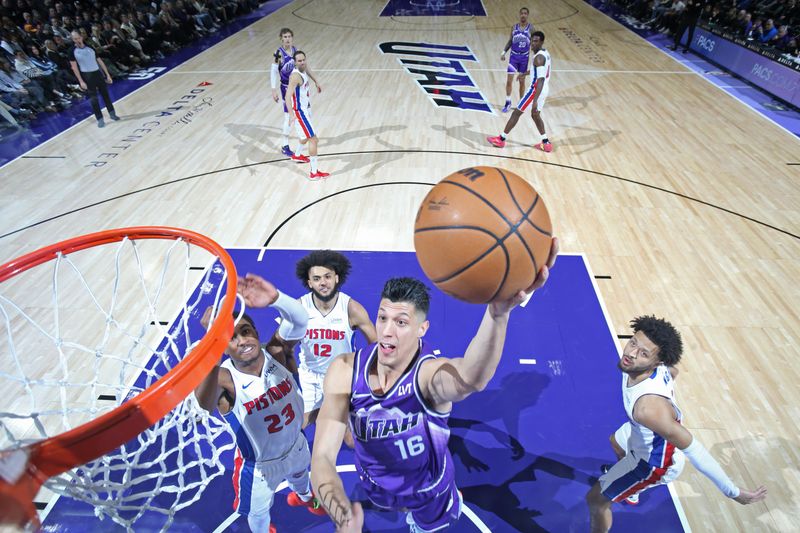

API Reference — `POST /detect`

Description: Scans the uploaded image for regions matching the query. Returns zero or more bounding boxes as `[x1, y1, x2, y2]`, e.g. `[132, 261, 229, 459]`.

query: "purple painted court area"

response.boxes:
[380, 0, 486, 17]
[583, 0, 800, 137]
[42, 251, 685, 532]
[0, 0, 294, 167]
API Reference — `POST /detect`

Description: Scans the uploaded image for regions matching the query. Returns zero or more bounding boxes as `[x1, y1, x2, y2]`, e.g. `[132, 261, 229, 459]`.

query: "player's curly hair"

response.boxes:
[630, 315, 683, 366]
[295, 250, 352, 289]
[381, 278, 430, 317]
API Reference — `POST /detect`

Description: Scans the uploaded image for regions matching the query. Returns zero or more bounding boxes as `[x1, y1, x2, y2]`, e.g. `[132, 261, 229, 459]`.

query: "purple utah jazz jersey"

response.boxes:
[349, 341, 454, 502]
[510, 23, 532, 58]
[276, 46, 296, 86]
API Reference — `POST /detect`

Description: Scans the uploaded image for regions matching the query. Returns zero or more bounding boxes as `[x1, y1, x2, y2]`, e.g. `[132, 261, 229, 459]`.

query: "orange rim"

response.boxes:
[0, 227, 237, 524]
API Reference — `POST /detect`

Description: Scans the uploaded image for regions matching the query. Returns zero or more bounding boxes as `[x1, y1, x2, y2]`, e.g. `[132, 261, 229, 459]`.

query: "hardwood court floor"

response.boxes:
[1, 1, 798, 531]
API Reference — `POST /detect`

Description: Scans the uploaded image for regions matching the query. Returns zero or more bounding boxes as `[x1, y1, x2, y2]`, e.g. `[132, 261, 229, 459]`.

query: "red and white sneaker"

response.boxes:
[534, 141, 553, 153]
[287, 491, 327, 516]
[486, 135, 506, 148]
[291, 153, 310, 163]
[309, 170, 330, 180]
[269, 524, 277, 533]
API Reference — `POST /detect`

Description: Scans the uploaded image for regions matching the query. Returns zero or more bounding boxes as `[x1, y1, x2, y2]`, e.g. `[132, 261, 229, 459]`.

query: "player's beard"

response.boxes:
[312, 285, 339, 303]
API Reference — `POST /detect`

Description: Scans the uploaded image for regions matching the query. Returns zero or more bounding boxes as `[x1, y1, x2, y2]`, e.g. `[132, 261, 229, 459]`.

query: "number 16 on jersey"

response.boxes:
[393, 435, 426, 459]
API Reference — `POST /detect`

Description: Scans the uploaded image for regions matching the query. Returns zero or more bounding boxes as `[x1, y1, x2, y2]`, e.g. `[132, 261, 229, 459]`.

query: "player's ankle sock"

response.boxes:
[310, 156, 318, 173]
[500, 134, 507, 141]
[505, 98, 511, 105]
[296, 490, 312, 502]
[542, 137, 550, 143]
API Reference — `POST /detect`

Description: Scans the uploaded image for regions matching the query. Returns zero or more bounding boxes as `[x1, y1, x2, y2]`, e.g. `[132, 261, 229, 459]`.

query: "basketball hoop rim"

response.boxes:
[0, 226, 237, 523]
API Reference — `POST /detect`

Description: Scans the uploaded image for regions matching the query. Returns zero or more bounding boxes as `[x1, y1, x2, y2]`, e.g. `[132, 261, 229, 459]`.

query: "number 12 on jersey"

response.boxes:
[393, 435, 426, 459]
[313, 344, 332, 357]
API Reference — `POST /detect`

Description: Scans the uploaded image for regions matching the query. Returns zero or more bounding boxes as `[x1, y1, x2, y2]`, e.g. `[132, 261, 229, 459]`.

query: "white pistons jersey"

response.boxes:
[221, 350, 303, 462]
[622, 365, 683, 466]
[290, 68, 311, 112]
[531, 49, 551, 91]
[298, 292, 355, 374]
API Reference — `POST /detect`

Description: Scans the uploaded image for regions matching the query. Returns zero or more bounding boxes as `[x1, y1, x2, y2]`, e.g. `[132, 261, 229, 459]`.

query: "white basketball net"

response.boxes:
[0, 235, 236, 531]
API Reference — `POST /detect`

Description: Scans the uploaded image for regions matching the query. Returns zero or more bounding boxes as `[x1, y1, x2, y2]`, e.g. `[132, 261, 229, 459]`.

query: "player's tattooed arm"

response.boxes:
[311, 356, 360, 529]
[317, 482, 352, 527]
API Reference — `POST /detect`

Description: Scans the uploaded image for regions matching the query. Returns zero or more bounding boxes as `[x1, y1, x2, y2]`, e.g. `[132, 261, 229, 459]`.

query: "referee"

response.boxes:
[69, 30, 119, 128]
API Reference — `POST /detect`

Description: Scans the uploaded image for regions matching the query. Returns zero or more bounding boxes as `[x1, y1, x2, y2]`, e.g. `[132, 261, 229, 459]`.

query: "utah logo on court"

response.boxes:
[379, 41, 492, 113]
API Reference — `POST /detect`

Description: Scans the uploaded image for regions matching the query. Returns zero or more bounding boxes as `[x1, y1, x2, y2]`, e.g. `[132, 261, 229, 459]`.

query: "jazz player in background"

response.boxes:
[194, 274, 325, 533]
[286, 50, 329, 180]
[294, 250, 377, 446]
[586, 315, 767, 532]
[500, 7, 533, 113]
[488, 31, 553, 153]
[311, 240, 558, 532]
[270, 27, 321, 161]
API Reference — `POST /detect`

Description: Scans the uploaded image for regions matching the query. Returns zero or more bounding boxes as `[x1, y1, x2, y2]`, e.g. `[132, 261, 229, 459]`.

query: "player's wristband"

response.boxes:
[271, 291, 308, 341]
[681, 439, 740, 498]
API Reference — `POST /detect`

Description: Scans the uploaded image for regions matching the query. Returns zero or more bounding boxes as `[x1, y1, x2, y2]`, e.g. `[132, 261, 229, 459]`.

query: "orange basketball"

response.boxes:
[414, 166, 552, 303]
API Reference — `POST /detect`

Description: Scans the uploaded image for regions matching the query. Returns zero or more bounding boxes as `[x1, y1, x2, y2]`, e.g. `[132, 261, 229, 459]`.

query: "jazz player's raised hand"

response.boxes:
[489, 236, 559, 317]
[237, 273, 279, 308]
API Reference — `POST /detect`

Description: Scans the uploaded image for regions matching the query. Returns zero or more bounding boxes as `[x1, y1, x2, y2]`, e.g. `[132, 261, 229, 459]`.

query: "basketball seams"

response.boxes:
[417, 189, 538, 290]
[417, 225, 502, 284]
[440, 179, 516, 229]
[415, 167, 551, 303]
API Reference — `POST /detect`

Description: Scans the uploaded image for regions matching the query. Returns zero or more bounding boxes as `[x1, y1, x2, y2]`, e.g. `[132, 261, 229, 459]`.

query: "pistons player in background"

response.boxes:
[195, 274, 325, 533]
[295, 250, 377, 446]
[311, 240, 558, 532]
[270, 27, 321, 161]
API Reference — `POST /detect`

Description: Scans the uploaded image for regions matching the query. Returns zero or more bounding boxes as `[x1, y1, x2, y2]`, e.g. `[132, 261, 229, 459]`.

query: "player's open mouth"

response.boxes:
[239, 345, 255, 356]
[379, 342, 396, 354]
[621, 356, 632, 366]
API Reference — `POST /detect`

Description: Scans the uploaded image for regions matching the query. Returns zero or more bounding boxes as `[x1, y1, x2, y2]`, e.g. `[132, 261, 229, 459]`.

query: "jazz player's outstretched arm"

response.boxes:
[420, 238, 558, 409]
[311, 355, 363, 532]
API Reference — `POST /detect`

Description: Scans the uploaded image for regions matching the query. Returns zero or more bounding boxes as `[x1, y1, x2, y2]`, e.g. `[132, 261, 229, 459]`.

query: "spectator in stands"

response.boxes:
[744, 14, 757, 37]
[758, 18, 778, 43]
[13, 49, 67, 105]
[670, 0, 705, 52]
[0, 57, 53, 112]
[50, 17, 71, 39]
[29, 42, 77, 90]
[773, 25, 790, 49]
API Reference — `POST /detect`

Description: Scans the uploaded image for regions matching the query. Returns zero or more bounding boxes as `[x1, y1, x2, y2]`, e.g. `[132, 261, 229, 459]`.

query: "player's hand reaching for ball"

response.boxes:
[237, 273, 279, 308]
[489, 236, 558, 317]
[334, 501, 364, 533]
[734, 485, 767, 505]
